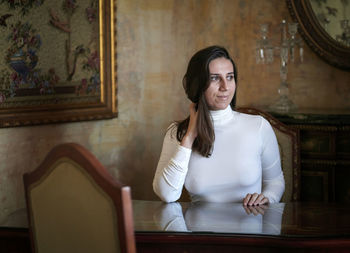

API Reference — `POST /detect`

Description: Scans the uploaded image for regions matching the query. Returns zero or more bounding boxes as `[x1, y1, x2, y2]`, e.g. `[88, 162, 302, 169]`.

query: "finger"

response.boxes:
[253, 194, 265, 205]
[260, 197, 269, 205]
[243, 194, 252, 206]
[248, 193, 259, 206]
[249, 206, 259, 216]
[255, 206, 265, 215]
[259, 203, 269, 210]
[243, 205, 251, 215]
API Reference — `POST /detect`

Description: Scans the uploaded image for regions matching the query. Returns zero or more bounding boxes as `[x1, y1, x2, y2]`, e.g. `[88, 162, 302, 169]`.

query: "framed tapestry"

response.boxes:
[0, 0, 117, 127]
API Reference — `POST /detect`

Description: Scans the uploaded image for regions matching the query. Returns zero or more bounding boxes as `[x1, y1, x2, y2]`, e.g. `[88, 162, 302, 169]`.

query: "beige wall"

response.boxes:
[1, 0, 349, 215]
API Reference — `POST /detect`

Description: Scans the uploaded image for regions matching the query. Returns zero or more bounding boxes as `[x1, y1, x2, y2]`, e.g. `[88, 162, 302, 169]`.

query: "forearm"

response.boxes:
[262, 172, 285, 203]
[260, 118, 285, 203]
[153, 141, 192, 202]
[181, 133, 196, 149]
[181, 103, 198, 149]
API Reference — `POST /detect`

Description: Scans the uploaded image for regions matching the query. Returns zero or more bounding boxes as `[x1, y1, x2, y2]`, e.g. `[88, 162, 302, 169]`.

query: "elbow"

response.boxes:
[159, 195, 178, 203]
[263, 184, 285, 204]
[153, 181, 178, 203]
[278, 175, 286, 202]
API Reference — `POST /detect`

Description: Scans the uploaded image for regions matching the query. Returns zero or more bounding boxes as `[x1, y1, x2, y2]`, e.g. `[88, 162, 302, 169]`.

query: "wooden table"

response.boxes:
[1, 200, 350, 252]
[133, 200, 350, 253]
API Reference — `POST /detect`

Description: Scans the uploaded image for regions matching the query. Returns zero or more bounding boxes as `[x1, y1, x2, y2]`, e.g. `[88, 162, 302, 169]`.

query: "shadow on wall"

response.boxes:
[0, 119, 95, 213]
[116, 131, 161, 201]
[1, 123, 65, 214]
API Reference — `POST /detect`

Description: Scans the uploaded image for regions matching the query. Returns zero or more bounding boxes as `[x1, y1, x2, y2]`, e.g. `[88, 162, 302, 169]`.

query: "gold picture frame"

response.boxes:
[0, 0, 117, 127]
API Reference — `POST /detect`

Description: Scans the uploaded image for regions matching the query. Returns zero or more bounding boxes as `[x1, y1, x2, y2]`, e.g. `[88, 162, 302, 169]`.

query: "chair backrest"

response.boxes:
[23, 143, 136, 253]
[236, 107, 301, 202]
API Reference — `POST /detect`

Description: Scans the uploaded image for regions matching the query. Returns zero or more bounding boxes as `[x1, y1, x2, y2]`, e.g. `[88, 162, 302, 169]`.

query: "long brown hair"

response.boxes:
[176, 46, 238, 157]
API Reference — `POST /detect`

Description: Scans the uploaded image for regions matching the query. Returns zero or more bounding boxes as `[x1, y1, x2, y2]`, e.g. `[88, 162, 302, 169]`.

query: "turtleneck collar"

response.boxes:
[209, 106, 235, 127]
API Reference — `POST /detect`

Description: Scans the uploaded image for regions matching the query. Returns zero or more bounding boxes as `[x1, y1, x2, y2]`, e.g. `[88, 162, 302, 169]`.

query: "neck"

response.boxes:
[209, 106, 234, 126]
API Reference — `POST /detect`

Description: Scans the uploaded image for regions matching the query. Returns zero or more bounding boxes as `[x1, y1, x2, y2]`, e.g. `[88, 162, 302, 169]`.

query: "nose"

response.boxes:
[219, 79, 229, 91]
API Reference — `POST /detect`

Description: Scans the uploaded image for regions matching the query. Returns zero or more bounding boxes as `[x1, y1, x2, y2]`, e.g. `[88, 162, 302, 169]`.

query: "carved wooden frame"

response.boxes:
[0, 0, 117, 127]
[286, 0, 350, 71]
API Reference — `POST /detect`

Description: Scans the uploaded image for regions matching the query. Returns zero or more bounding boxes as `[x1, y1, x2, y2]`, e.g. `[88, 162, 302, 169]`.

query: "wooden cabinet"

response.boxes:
[269, 110, 350, 203]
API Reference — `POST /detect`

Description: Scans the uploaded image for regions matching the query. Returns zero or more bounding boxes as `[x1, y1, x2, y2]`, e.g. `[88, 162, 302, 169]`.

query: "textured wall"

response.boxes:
[0, 0, 349, 218]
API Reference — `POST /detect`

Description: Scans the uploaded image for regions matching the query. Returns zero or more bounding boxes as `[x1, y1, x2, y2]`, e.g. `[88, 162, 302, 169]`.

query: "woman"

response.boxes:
[153, 46, 284, 206]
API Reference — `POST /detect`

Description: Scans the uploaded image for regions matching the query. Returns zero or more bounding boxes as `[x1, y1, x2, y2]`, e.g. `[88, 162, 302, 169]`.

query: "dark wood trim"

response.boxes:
[136, 232, 350, 251]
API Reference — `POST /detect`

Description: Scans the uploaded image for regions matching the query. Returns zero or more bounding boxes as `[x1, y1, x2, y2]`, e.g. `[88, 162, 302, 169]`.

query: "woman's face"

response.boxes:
[204, 57, 236, 111]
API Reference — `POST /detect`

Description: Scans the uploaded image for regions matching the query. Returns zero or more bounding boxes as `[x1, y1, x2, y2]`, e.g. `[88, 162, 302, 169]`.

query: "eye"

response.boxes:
[210, 75, 220, 82]
[226, 74, 234, 81]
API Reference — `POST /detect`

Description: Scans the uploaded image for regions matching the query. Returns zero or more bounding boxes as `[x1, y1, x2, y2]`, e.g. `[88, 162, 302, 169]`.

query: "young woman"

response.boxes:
[153, 46, 285, 206]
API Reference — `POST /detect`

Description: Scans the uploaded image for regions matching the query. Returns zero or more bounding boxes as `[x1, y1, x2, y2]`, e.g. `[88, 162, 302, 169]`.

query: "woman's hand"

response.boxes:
[243, 193, 269, 206]
[181, 103, 198, 149]
[243, 204, 268, 216]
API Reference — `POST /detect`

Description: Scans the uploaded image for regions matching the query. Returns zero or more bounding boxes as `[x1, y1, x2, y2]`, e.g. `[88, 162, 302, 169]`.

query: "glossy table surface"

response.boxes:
[133, 200, 350, 238]
[1, 200, 350, 238]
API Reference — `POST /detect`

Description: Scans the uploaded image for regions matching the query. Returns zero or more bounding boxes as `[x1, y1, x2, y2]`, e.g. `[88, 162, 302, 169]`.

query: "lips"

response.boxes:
[217, 95, 229, 100]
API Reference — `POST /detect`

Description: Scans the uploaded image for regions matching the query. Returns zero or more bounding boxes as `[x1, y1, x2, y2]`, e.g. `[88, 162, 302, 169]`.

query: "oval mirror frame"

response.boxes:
[286, 0, 350, 71]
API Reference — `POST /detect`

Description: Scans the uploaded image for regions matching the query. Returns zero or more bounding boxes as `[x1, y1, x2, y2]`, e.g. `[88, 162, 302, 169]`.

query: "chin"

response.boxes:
[211, 104, 230, 111]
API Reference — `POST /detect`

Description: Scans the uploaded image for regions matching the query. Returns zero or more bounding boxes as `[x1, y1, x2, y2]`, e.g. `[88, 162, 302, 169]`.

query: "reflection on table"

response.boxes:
[1, 200, 350, 252]
[133, 200, 350, 237]
[133, 200, 350, 252]
[152, 201, 284, 235]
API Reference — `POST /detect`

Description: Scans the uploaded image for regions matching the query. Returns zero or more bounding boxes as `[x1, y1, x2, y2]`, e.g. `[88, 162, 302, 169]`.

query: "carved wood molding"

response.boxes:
[286, 0, 350, 71]
[290, 124, 338, 131]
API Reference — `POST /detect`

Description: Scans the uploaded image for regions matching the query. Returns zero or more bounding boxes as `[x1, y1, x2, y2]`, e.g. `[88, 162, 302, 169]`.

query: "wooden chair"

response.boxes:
[236, 107, 301, 202]
[23, 143, 136, 253]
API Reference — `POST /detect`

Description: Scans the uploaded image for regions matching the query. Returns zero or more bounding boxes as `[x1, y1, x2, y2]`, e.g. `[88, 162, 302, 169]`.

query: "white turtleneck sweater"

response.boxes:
[153, 106, 285, 203]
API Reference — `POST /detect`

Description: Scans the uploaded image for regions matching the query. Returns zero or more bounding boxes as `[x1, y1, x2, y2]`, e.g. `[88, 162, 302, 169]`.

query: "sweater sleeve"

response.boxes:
[153, 125, 192, 202]
[259, 118, 285, 203]
[153, 202, 188, 231]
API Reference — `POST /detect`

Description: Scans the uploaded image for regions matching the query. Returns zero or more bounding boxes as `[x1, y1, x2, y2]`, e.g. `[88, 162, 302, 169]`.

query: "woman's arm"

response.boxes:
[260, 118, 285, 203]
[153, 103, 198, 202]
[153, 128, 192, 202]
[180, 103, 198, 148]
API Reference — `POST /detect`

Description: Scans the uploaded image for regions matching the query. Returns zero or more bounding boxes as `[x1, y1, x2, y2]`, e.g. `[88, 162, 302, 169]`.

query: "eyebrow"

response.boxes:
[209, 72, 234, 75]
